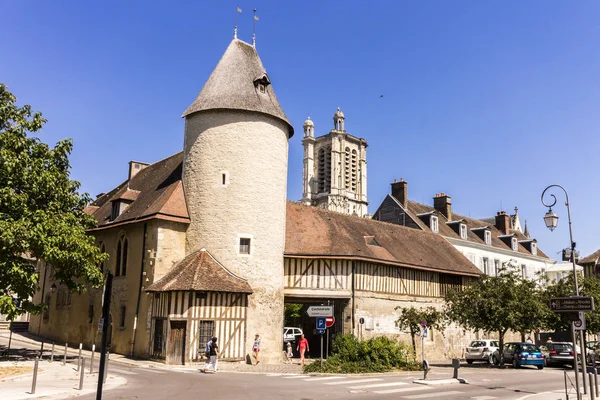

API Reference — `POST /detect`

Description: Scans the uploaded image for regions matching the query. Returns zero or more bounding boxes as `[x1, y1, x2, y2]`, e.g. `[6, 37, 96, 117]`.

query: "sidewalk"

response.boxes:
[0, 358, 126, 400]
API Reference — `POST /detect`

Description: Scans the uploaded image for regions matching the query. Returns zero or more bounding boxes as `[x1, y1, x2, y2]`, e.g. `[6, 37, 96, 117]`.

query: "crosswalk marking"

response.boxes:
[284, 375, 311, 379]
[373, 386, 432, 394]
[303, 376, 346, 382]
[403, 390, 463, 398]
[348, 382, 408, 390]
[324, 378, 383, 385]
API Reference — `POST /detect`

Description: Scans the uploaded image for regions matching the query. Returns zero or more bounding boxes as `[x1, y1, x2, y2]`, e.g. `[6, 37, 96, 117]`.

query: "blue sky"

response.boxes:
[3, 1, 600, 260]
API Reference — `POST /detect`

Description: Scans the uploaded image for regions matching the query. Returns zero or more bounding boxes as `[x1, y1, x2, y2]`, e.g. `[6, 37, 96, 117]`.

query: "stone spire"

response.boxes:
[524, 220, 530, 238]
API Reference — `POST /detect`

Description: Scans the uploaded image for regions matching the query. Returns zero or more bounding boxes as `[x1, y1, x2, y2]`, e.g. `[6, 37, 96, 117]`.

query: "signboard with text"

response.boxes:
[550, 297, 594, 312]
[307, 306, 334, 317]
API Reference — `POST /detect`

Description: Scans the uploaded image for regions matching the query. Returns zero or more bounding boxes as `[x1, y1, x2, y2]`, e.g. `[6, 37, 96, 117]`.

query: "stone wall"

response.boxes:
[183, 109, 289, 363]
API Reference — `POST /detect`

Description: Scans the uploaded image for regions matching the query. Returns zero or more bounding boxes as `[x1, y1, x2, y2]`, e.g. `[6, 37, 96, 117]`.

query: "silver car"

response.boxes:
[466, 340, 499, 364]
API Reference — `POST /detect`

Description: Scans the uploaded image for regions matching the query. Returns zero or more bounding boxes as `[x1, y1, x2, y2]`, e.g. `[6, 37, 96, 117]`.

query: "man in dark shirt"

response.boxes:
[201, 337, 219, 373]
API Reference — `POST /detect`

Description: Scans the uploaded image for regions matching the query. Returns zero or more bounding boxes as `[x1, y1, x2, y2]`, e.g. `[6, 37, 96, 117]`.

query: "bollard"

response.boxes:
[590, 372, 596, 400]
[31, 356, 39, 394]
[77, 343, 82, 371]
[103, 351, 109, 384]
[452, 358, 461, 379]
[423, 360, 429, 380]
[63, 342, 68, 366]
[78, 358, 86, 390]
[90, 344, 95, 374]
[564, 371, 569, 400]
[50, 343, 55, 362]
[594, 365, 599, 398]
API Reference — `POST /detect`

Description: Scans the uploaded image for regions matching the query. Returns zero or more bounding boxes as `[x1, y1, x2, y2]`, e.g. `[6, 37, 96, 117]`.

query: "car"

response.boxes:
[493, 342, 545, 369]
[540, 342, 574, 367]
[283, 327, 303, 342]
[586, 341, 600, 364]
[465, 340, 499, 364]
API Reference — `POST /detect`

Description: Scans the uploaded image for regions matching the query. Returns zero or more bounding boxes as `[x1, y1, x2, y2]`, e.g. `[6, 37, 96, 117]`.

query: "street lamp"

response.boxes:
[541, 184, 585, 398]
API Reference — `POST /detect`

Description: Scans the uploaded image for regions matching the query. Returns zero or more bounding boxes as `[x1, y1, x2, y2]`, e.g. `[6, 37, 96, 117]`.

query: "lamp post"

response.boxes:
[542, 184, 586, 398]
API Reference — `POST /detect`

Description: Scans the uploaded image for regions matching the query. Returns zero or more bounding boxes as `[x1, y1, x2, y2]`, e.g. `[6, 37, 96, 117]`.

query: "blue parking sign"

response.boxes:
[316, 317, 326, 329]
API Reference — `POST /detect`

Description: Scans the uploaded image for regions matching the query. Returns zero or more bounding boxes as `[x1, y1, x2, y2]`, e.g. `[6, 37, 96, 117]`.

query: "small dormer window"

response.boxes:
[531, 242, 537, 256]
[459, 223, 467, 239]
[254, 73, 271, 94]
[430, 216, 439, 233]
[512, 237, 518, 251]
[258, 83, 266, 93]
[484, 230, 491, 245]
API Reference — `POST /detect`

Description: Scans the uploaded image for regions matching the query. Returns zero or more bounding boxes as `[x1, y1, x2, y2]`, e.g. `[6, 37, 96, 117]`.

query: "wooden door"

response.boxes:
[167, 321, 186, 365]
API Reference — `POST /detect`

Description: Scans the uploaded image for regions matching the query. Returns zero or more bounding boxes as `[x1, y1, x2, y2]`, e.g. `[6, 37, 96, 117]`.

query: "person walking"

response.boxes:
[286, 342, 294, 364]
[297, 334, 309, 366]
[252, 334, 261, 365]
[201, 337, 219, 373]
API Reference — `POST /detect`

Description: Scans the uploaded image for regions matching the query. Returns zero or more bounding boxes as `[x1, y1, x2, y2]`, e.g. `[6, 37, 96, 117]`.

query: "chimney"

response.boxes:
[391, 178, 408, 208]
[495, 211, 510, 235]
[128, 161, 149, 180]
[433, 192, 452, 220]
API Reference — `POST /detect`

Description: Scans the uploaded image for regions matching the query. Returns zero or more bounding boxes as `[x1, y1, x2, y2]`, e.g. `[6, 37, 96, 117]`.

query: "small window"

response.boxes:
[220, 171, 230, 187]
[222, 173, 226, 185]
[198, 320, 215, 358]
[258, 83, 266, 93]
[531, 242, 537, 256]
[482, 258, 490, 275]
[512, 237, 518, 251]
[459, 224, 467, 239]
[119, 305, 126, 329]
[115, 236, 128, 276]
[239, 238, 251, 254]
[484, 231, 491, 245]
[494, 259, 500, 276]
[521, 265, 527, 278]
[430, 216, 439, 233]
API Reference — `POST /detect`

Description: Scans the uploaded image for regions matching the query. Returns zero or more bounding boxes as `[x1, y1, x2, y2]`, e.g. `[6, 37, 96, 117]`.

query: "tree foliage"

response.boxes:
[444, 263, 546, 364]
[395, 306, 447, 361]
[0, 84, 107, 320]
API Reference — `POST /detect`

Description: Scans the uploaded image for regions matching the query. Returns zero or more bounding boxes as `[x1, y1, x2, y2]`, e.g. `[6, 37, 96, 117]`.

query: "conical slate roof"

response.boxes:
[182, 39, 294, 137]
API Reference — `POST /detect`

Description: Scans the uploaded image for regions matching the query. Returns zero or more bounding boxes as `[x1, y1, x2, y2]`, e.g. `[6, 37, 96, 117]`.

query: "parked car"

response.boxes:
[493, 342, 545, 369]
[465, 340, 499, 364]
[283, 327, 303, 342]
[586, 341, 600, 364]
[540, 342, 574, 367]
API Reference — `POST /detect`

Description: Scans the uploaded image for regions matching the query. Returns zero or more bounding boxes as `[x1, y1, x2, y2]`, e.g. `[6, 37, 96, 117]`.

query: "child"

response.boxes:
[286, 342, 293, 363]
[252, 334, 261, 365]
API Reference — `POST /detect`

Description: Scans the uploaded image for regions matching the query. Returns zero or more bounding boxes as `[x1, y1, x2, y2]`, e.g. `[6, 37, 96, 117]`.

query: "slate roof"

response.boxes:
[285, 201, 482, 277]
[580, 249, 600, 265]
[182, 39, 293, 137]
[146, 249, 252, 293]
[86, 152, 189, 230]
[375, 195, 548, 259]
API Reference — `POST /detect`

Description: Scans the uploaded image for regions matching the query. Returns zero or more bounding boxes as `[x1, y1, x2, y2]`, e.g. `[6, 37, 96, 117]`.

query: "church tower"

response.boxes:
[302, 108, 368, 216]
[182, 38, 293, 362]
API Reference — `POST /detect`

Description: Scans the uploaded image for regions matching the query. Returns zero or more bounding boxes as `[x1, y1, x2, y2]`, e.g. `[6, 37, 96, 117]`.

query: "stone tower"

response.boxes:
[182, 38, 293, 362]
[301, 108, 368, 216]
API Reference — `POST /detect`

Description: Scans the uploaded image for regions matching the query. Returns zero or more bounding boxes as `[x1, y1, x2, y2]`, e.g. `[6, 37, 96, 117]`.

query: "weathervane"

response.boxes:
[252, 8, 259, 48]
[234, 6, 242, 39]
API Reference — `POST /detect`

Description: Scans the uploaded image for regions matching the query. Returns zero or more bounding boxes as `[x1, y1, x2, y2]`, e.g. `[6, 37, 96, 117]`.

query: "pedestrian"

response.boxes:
[526, 336, 533, 344]
[252, 334, 261, 365]
[297, 334, 309, 366]
[286, 342, 293, 364]
[201, 337, 219, 373]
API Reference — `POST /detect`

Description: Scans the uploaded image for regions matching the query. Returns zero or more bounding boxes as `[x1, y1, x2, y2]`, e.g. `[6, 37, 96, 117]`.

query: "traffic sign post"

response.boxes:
[550, 297, 594, 312]
[316, 317, 326, 330]
[575, 311, 586, 331]
[307, 306, 334, 317]
[325, 316, 335, 328]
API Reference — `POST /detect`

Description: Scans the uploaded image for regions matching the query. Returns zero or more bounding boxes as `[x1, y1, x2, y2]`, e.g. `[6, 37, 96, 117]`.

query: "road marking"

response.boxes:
[303, 376, 346, 382]
[403, 390, 463, 398]
[348, 382, 408, 389]
[284, 375, 311, 379]
[471, 397, 498, 400]
[373, 386, 432, 394]
[325, 378, 383, 385]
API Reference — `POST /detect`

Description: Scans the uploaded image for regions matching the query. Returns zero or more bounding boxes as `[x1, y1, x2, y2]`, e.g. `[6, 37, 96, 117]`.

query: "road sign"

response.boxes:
[574, 311, 586, 331]
[325, 316, 335, 328]
[422, 328, 428, 338]
[307, 306, 334, 317]
[316, 317, 326, 329]
[550, 297, 594, 312]
[317, 328, 325, 335]
[359, 317, 365, 325]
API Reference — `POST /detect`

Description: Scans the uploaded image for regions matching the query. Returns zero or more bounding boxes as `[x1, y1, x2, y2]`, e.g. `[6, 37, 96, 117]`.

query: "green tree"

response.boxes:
[445, 263, 545, 365]
[395, 306, 447, 361]
[0, 84, 107, 320]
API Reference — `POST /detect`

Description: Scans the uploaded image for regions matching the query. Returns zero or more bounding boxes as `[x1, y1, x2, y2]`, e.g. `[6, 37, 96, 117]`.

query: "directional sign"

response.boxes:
[574, 311, 586, 331]
[307, 305, 334, 317]
[317, 328, 325, 335]
[325, 316, 335, 328]
[550, 297, 594, 312]
[316, 317, 326, 329]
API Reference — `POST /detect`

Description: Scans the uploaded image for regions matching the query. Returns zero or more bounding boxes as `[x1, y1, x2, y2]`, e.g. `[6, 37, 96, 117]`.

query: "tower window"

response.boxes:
[239, 238, 251, 254]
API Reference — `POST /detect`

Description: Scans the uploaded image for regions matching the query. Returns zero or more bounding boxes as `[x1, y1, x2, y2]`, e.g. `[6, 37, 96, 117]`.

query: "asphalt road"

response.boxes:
[77, 362, 583, 400]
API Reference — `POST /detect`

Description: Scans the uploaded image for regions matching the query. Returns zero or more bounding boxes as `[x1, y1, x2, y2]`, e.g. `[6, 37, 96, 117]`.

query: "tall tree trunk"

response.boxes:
[411, 328, 417, 362]
[498, 329, 507, 367]
[520, 331, 526, 342]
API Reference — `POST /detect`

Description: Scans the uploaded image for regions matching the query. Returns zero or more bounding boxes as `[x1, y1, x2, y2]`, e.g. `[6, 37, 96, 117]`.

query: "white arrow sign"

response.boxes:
[307, 306, 334, 317]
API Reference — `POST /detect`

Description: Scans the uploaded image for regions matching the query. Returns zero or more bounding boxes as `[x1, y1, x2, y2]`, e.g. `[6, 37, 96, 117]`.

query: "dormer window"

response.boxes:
[459, 223, 467, 239]
[430, 216, 439, 233]
[254, 73, 271, 94]
[512, 237, 518, 251]
[531, 242, 537, 256]
[484, 230, 491, 245]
